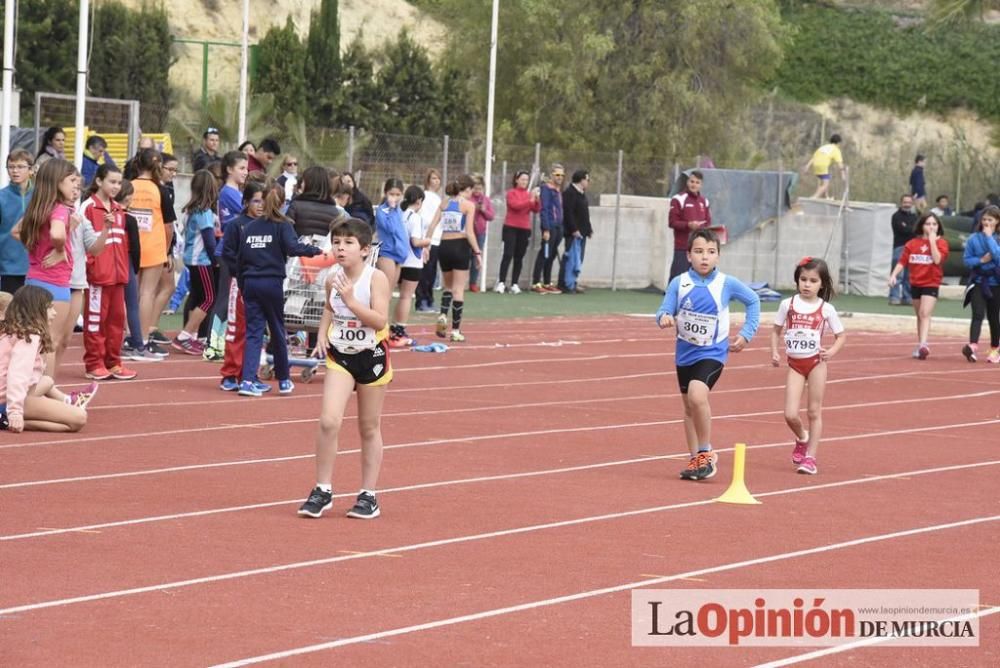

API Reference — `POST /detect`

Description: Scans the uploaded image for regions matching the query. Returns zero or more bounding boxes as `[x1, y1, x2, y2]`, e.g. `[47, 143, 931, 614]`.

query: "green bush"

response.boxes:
[772, 3, 1000, 121]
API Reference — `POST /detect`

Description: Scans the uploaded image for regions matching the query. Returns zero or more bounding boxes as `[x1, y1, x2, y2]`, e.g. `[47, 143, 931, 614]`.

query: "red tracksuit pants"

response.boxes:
[220, 278, 246, 380]
[83, 284, 125, 372]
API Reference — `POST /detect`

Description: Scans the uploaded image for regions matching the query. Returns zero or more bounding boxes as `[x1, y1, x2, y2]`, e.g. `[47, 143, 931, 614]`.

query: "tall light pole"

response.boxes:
[0, 0, 16, 186]
[237, 0, 250, 143]
[72, 0, 90, 171]
[479, 0, 499, 292]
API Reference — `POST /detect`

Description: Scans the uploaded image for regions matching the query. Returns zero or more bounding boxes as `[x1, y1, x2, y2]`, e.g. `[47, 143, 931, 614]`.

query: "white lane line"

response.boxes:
[1, 358, 980, 453]
[3, 431, 998, 541]
[3, 381, 996, 488]
[1, 462, 996, 616]
[753, 606, 1000, 667]
[203, 515, 1000, 666]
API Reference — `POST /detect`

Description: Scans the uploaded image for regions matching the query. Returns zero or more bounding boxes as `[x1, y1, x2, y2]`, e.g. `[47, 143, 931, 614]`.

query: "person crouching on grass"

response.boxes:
[298, 219, 392, 520]
[656, 229, 760, 481]
[235, 184, 321, 397]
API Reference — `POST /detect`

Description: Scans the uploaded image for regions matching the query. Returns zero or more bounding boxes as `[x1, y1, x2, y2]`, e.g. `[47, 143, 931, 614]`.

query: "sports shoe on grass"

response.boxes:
[680, 456, 700, 480]
[67, 382, 99, 408]
[219, 377, 239, 392]
[918, 344, 930, 360]
[148, 330, 170, 344]
[238, 380, 262, 397]
[544, 284, 562, 294]
[110, 365, 137, 380]
[791, 438, 808, 465]
[962, 343, 978, 363]
[509, 284, 522, 295]
[346, 491, 380, 519]
[85, 366, 113, 381]
[172, 336, 204, 356]
[531, 283, 547, 294]
[449, 330, 466, 342]
[695, 450, 719, 480]
[279, 379, 294, 394]
[435, 314, 448, 338]
[298, 487, 334, 518]
[494, 281, 506, 294]
[797, 456, 818, 475]
[989, 348, 1000, 364]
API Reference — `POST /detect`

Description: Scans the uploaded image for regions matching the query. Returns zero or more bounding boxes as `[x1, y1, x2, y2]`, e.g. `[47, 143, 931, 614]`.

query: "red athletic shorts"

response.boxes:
[789, 355, 822, 378]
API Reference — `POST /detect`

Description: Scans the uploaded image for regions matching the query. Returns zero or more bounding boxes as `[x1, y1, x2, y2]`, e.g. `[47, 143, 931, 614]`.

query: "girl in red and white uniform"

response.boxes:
[771, 257, 846, 475]
[889, 212, 950, 360]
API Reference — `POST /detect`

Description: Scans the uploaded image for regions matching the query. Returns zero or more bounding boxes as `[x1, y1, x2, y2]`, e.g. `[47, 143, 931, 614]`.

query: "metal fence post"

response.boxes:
[533, 142, 541, 174]
[463, 151, 469, 175]
[774, 158, 783, 287]
[612, 149, 623, 291]
[954, 142, 962, 214]
[347, 125, 355, 174]
[442, 134, 449, 187]
[500, 160, 507, 196]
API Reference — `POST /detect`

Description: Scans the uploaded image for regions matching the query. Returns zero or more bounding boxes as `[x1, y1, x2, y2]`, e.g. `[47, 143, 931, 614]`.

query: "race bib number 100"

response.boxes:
[331, 315, 376, 353]
[676, 309, 717, 347]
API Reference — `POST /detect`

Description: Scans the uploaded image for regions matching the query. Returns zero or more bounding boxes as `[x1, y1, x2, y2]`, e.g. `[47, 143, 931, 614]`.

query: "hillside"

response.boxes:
[116, 0, 445, 117]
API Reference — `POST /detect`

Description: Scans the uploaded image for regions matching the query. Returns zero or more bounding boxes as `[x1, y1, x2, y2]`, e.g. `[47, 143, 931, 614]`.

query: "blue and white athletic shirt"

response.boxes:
[656, 268, 761, 367]
[439, 199, 465, 234]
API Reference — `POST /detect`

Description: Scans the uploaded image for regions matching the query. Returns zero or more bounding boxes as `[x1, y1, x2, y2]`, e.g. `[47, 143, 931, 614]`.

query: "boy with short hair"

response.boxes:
[299, 219, 392, 520]
[656, 229, 761, 480]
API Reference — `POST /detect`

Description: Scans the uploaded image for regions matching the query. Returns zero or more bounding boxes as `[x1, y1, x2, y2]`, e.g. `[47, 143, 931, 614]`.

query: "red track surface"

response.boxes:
[1, 316, 997, 667]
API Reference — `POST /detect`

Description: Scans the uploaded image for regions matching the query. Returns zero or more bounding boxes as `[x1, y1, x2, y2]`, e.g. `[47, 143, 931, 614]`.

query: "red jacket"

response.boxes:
[81, 195, 130, 286]
[504, 188, 540, 230]
[668, 190, 712, 250]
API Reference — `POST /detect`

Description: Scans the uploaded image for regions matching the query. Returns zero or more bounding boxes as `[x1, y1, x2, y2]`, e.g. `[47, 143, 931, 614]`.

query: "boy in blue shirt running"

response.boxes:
[656, 229, 761, 481]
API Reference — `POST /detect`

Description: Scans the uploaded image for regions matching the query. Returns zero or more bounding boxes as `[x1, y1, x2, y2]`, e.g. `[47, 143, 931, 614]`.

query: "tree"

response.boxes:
[305, 0, 342, 123]
[6, 0, 77, 120]
[331, 35, 382, 130]
[254, 17, 309, 120]
[426, 0, 787, 160]
[434, 61, 473, 138]
[375, 30, 439, 135]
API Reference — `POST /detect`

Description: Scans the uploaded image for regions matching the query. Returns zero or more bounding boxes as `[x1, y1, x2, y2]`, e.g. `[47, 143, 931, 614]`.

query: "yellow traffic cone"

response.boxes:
[715, 443, 761, 505]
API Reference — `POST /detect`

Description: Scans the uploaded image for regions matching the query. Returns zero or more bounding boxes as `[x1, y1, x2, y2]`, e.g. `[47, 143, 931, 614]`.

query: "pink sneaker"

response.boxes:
[797, 456, 818, 475]
[917, 344, 930, 360]
[988, 348, 1000, 364]
[791, 438, 808, 465]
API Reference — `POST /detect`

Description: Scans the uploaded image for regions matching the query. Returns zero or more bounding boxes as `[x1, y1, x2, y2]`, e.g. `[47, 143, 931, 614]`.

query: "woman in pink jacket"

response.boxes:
[0, 286, 89, 432]
[494, 171, 540, 294]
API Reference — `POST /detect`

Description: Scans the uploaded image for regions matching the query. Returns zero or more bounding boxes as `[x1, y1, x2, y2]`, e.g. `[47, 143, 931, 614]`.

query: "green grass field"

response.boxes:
[157, 288, 966, 333]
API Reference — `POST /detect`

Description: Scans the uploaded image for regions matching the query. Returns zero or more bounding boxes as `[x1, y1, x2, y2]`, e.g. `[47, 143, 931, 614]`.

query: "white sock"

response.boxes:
[178, 330, 192, 341]
[360, 488, 375, 496]
[317, 483, 332, 493]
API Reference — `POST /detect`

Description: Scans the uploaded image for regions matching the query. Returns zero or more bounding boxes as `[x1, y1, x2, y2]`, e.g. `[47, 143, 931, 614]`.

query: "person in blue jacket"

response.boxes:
[961, 205, 1000, 363]
[0, 149, 34, 293]
[236, 185, 321, 397]
[656, 229, 761, 481]
[373, 177, 408, 307]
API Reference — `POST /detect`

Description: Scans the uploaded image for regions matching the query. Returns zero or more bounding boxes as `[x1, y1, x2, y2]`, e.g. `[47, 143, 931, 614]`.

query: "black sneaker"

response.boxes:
[680, 456, 700, 480]
[149, 329, 170, 344]
[346, 491, 380, 519]
[297, 487, 333, 518]
[146, 341, 169, 358]
[695, 451, 719, 480]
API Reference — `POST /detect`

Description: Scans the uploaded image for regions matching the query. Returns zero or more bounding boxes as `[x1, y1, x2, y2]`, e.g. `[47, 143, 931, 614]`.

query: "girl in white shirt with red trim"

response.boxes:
[770, 257, 847, 475]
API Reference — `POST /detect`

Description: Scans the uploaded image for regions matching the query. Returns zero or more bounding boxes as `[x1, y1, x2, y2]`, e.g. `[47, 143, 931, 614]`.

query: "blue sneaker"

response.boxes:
[219, 377, 239, 392]
[252, 380, 272, 394]
[238, 380, 262, 397]
[279, 379, 294, 394]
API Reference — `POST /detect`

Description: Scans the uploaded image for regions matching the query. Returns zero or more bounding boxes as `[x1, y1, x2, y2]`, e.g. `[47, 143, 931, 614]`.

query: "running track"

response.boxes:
[1, 316, 997, 666]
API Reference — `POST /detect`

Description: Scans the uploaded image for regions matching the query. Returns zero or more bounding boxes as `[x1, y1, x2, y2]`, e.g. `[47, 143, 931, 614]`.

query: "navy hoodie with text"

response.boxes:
[236, 217, 321, 284]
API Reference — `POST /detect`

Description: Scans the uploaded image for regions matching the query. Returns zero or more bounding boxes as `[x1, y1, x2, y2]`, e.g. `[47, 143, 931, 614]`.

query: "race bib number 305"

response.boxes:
[676, 310, 717, 346]
[785, 328, 821, 356]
